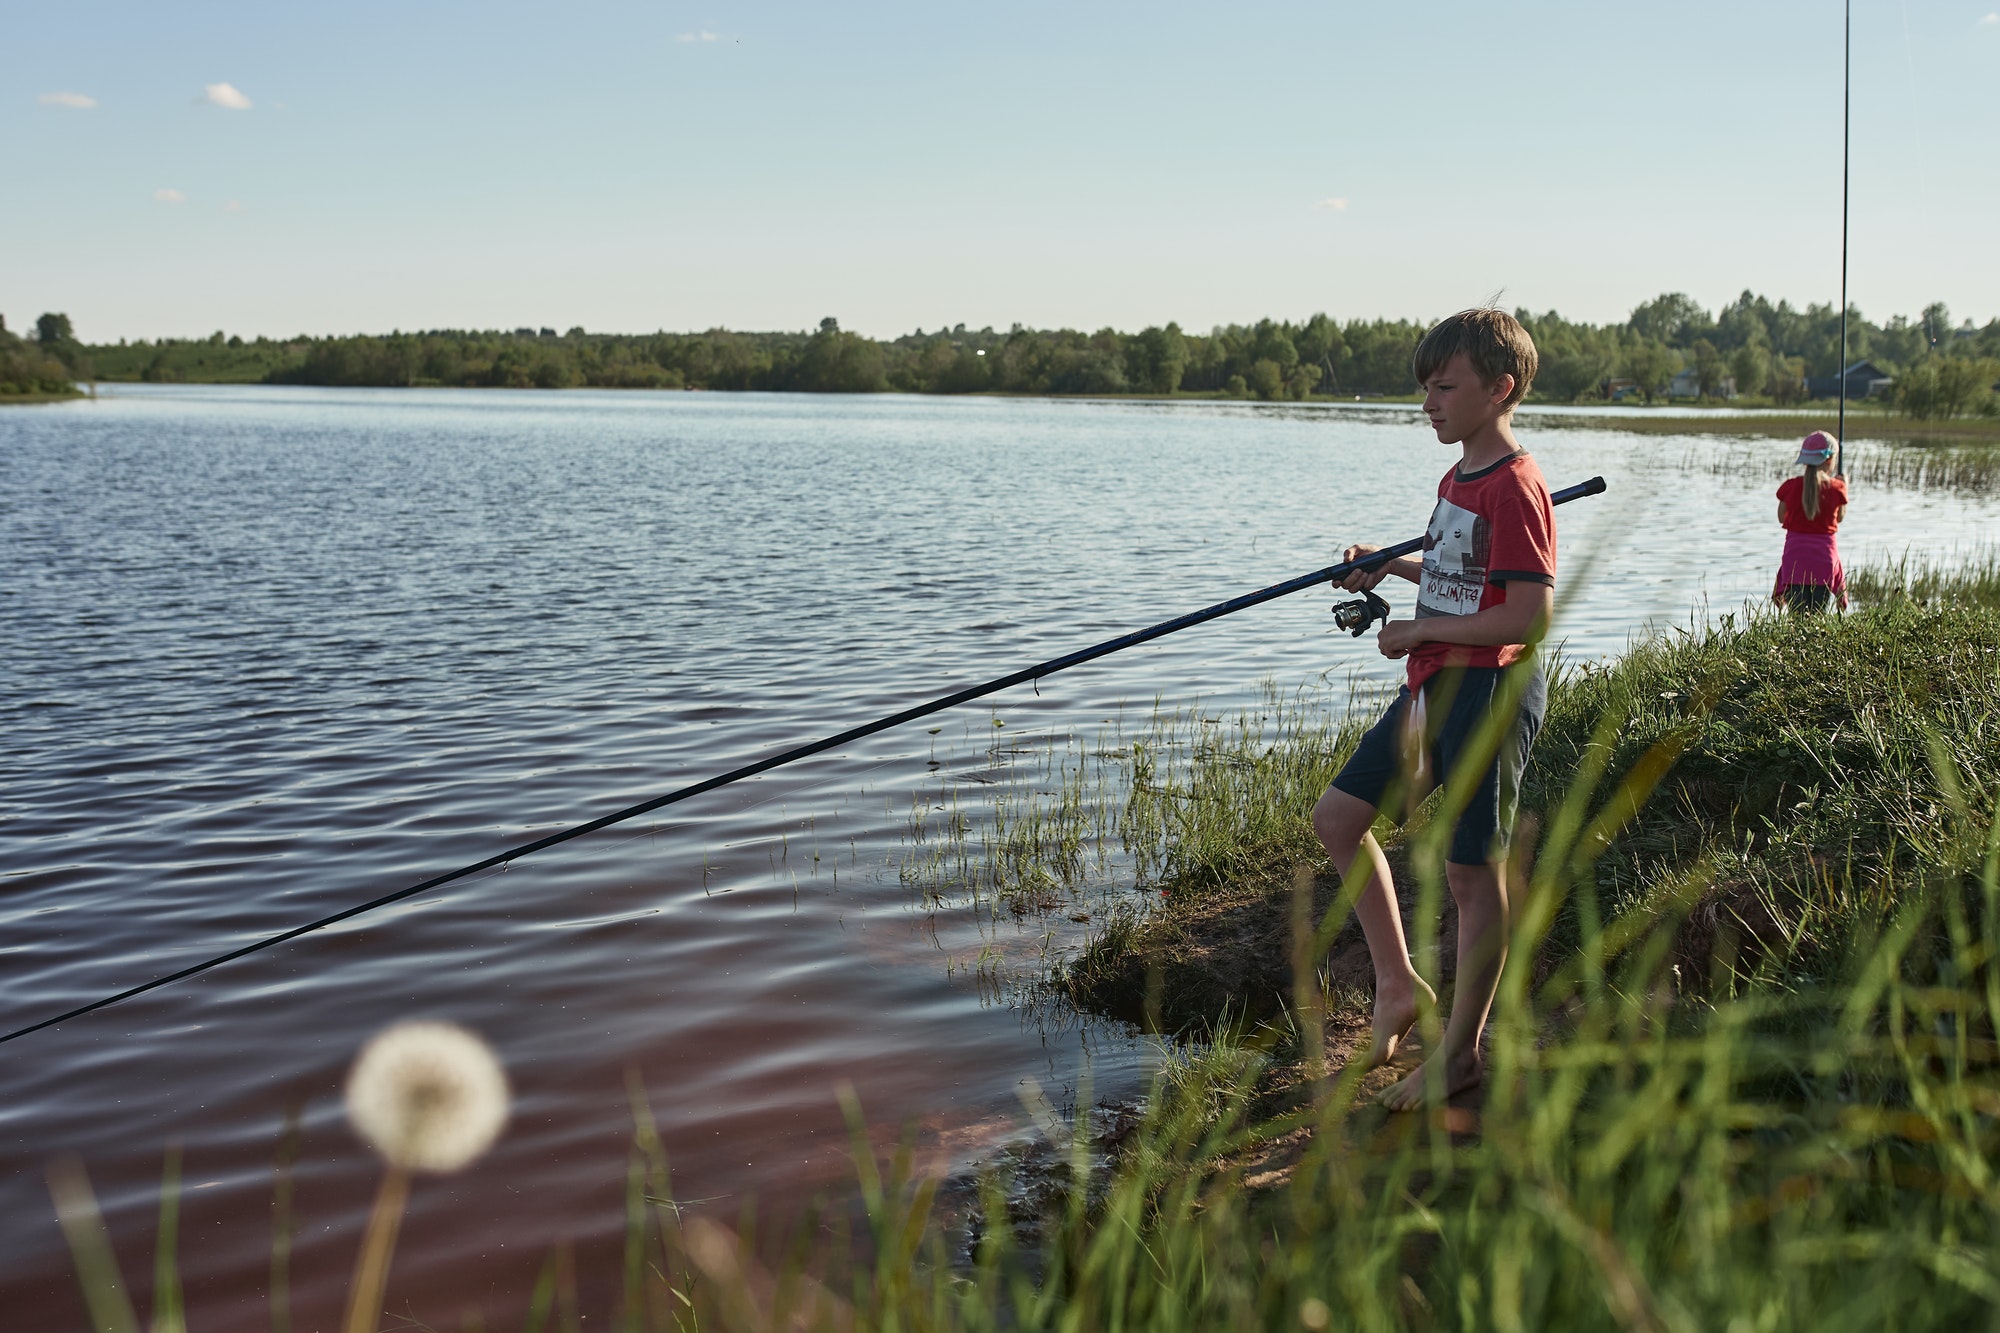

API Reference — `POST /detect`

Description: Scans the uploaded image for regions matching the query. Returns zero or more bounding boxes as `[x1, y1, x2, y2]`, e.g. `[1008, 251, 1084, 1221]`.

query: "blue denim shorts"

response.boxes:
[1328, 664, 1546, 866]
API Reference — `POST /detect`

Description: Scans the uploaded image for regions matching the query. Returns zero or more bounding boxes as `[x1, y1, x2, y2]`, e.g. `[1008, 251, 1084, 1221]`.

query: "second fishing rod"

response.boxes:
[1, 474, 1606, 1046]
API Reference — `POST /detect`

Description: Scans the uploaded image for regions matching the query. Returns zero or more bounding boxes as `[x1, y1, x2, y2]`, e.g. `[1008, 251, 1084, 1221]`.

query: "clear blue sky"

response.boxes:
[9, 0, 1997, 341]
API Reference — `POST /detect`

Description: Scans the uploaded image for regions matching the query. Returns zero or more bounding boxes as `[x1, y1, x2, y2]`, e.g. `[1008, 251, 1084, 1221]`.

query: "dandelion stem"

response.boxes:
[341, 1166, 409, 1333]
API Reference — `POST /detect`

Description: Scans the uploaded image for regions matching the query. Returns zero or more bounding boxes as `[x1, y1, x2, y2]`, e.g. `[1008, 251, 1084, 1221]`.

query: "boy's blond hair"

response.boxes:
[1413, 308, 1538, 408]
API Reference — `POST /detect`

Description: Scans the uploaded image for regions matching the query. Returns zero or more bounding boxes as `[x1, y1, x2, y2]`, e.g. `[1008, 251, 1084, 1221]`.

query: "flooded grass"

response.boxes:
[1673, 436, 2000, 495]
[1855, 441, 2000, 492]
[897, 722, 1125, 916]
[1119, 680, 1385, 893]
[1532, 407, 2000, 445]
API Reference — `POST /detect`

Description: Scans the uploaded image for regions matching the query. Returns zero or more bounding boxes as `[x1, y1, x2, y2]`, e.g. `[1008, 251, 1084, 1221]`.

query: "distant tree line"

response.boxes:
[1521, 293, 1999, 413]
[32, 293, 2000, 416]
[0, 313, 87, 396]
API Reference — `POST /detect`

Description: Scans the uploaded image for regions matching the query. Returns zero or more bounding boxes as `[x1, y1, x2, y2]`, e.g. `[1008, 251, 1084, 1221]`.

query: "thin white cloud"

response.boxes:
[1979, 11, 1999, 23]
[1312, 197, 1349, 212]
[39, 91, 98, 109]
[223, 200, 244, 213]
[676, 30, 720, 42]
[202, 82, 253, 110]
[154, 188, 188, 204]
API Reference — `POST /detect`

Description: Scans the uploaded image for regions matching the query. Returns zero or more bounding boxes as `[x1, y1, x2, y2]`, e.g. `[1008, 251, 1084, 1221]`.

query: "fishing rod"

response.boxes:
[2, 475, 1607, 1047]
[1836, 0, 1850, 477]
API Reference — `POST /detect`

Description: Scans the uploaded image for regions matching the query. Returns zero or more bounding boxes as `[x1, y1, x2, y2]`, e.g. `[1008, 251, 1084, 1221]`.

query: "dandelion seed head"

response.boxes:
[345, 1020, 509, 1173]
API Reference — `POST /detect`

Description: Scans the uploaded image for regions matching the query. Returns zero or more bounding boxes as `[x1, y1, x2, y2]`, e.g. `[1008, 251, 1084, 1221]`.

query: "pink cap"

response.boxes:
[1796, 431, 1837, 465]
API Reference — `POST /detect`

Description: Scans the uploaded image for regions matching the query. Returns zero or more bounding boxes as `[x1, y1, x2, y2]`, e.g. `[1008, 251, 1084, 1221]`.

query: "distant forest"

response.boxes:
[11, 293, 2000, 416]
[0, 314, 83, 397]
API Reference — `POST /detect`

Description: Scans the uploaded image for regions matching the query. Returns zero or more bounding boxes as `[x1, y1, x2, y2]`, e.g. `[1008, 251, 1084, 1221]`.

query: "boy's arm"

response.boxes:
[1376, 580, 1552, 658]
[1334, 543, 1422, 591]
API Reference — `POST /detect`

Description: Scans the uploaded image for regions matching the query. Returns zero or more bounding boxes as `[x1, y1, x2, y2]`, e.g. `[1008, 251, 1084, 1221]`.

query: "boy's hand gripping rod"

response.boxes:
[1, 475, 1607, 1047]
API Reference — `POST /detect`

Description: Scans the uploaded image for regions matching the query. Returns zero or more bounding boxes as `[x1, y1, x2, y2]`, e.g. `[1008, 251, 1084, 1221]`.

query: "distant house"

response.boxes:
[1805, 359, 1893, 400]
[1665, 368, 1736, 400]
[1603, 377, 1642, 402]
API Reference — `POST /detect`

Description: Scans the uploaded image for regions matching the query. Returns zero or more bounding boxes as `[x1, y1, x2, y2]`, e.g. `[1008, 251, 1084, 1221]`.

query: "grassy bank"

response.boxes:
[0, 389, 85, 404]
[1067, 564, 2000, 1028]
[1850, 551, 2000, 609]
[54, 563, 2000, 1330]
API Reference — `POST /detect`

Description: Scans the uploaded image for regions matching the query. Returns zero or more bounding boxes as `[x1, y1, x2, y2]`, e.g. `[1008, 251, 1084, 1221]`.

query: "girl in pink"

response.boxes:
[1773, 430, 1848, 612]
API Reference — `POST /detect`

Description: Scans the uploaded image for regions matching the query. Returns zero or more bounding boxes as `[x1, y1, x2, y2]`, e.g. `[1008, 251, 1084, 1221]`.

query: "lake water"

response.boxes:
[3, 386, 1994, 1328]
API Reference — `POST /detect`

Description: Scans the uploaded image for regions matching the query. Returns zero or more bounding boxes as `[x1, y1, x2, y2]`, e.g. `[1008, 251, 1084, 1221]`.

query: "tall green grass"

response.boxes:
[1070, 590, 2000, 1016]
[1528, 596, 2000, 991]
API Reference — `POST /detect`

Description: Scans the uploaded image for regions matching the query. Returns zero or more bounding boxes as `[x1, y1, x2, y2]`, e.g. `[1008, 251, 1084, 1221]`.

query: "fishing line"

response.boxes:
[1897, 0, 1942, 358]
[1, 476, 1607, 1047]
[1898, 0, 1931, 219]
[1837, 0, 1851, 475]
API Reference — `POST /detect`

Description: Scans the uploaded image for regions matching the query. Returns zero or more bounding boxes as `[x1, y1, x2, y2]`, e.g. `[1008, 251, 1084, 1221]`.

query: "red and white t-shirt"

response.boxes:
[1406, 451, 1557, 693]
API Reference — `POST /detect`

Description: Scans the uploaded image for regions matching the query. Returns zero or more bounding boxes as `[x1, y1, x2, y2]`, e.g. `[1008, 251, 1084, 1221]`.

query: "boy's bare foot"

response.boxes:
[1359, 977, 1436, 1071]
[1378, 1046, 1483, 1112]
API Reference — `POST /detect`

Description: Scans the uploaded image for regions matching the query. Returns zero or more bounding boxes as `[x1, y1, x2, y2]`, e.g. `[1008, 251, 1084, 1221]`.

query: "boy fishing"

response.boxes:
[1312, 308, 1555, 1110]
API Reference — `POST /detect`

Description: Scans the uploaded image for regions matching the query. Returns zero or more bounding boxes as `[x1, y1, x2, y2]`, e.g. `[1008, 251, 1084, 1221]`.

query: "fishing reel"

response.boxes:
[1330, 588, 1392, 637]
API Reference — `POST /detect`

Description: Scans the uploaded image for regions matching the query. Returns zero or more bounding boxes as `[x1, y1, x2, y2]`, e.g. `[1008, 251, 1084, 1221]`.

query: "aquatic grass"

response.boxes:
[1670, 435, 2000, 494]
[1533, 408, 2000, 446]
[150, 1145, 185, 1333]
[898, 722, 1126, 916]
[1853, 439, 2000, 492]
[47, 1156, 143, 1333]
[1065, 669, 1525, 1030]
[46, 1145, 193, 1333]
[897, 680, 1374, 927]
[1120, 678, 1386, 894]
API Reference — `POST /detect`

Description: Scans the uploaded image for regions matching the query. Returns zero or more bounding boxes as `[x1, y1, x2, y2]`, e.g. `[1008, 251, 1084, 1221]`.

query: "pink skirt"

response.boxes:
[1774, 531, 1846, 608]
